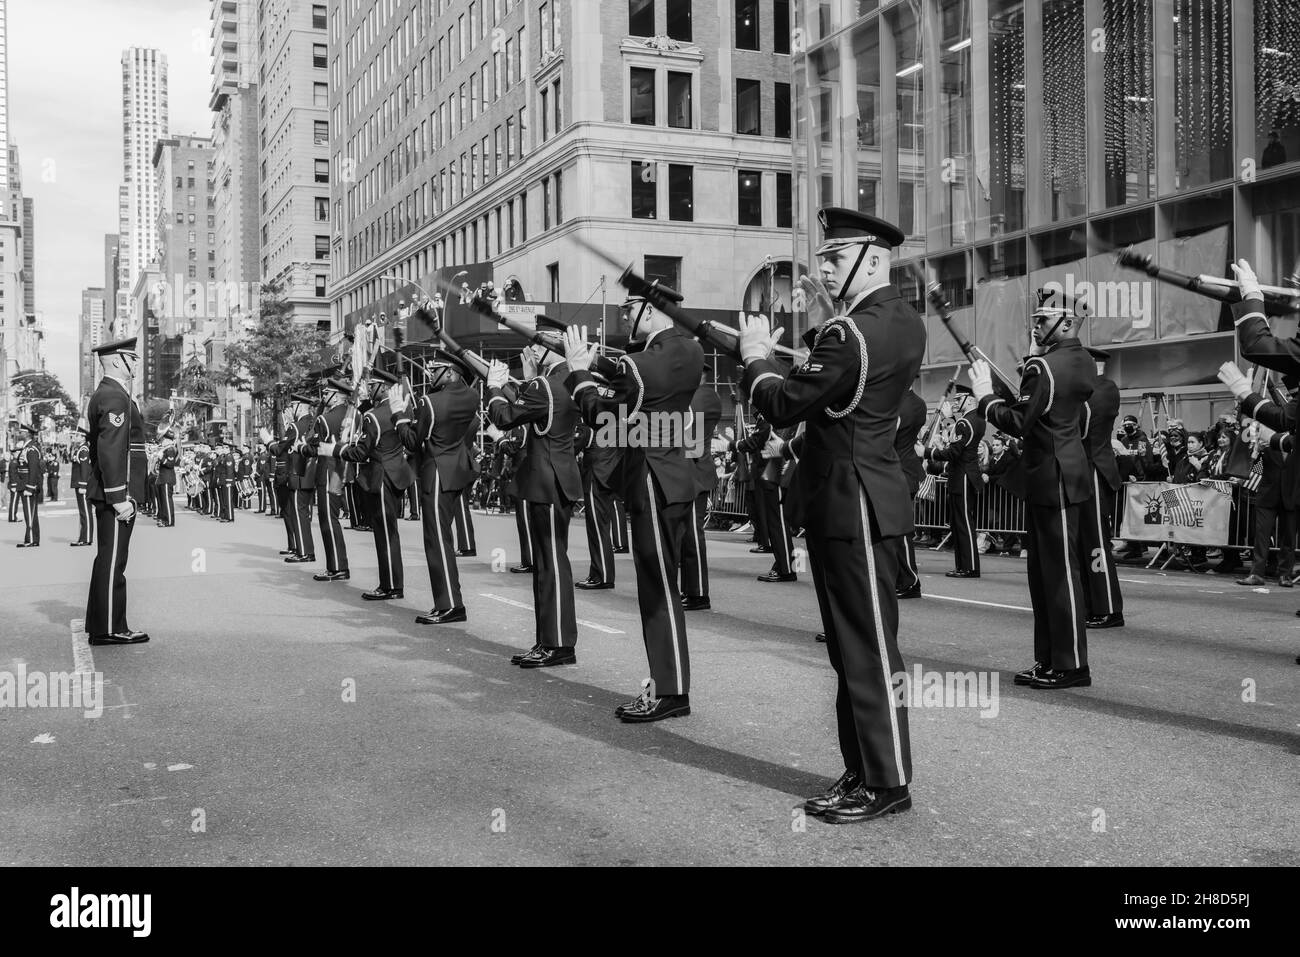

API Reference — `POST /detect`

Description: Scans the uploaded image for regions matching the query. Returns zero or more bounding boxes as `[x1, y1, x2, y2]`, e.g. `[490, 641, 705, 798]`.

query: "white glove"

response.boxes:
[486, 360, 510, 391]
[1256, 423, 1277, 445]
[389, 385, 409, 415]
[258, 427, 272, 445]
[561, 325, 594, 372]
[761, 435, 785, 460]
[112, 500, 135, 522]
[1231, 259, 1263, 300]
[968, 360, 993, 400]
[318, 441, 337, 458]
[1111, 437, 1128, 456]
[738, 313, 784, 364]
[1217, 361, 1253, 401]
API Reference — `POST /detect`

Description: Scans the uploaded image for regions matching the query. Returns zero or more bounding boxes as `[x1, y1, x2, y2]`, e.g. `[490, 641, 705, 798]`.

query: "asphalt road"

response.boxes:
[1, 488, 1296, 866]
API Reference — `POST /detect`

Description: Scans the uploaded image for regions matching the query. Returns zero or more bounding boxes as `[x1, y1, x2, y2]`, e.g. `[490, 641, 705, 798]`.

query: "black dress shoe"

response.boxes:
[681, 595, 711, 611]
[815, 632, 826, 643]
[510, 645, 541, 665]
[70, 541, 92, 547]
[576, 578, 614, 590]
[16, 542, 38, 548]
[1280, 577, 1294, 588]
[803, 769, 862, 817]
[823, 784, 912, 823]
[1013, 661, 1048, 686]
[361, 587, 403, 600]
[896, 583, 922, 599]
[415, 606, 467, 625]
[749, 545, 772, 554]
[518, 646, 577, 668]
[313, 570, 350, 582]
[1085, 612, 1124, 629]
[619, 693, 690, 723]
[757, 570, 797, 583]
[945, 569, 980, 578]
[612, 547, 629, 554]
[355, 525, 373, 532]
[456, 549, 477, 557]
[1029, 666, 1091, 690]
[278, 549, 296, 556]
[508, 563, 534, 574]
[285, 554, 316, 563]
[88, 631, 150, 646]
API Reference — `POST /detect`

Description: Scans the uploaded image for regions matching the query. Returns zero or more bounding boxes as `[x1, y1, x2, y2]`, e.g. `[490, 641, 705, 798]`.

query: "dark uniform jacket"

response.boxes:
[288, 412, 317, 490]
[19, 440, 44, 495]
[987, 445, 1027, 499]
[567, 327, 705, 512]
[1234, 297, 1300, 376]
[741, 285, 927, 539]
[71, 443, 91, 489]
[339, 399, 416, 493]
[308, 404, 356, 489]
[398, 379, 480, 493]
[578, 410, 621, 489]
[979, 338, 1095, 508]
[156, 445, 178, 487]
[487, 362, 582, 506]
[895, 389, 927, 497]
[1082, 375, 1122, 492]
[928, 408, 985, 487]
[1253, 448, 1296, 511]
[86, 376, 148, 505]
[686, 383, 723, 496]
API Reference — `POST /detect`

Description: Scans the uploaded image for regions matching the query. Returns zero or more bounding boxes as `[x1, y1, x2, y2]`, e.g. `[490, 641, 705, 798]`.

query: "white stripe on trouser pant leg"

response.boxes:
[1093, 471, 1114, 614]
[378, 486, 390, 586]
[858, 488, 907, 785]
[521, 501, 531, 563]
[1060, 480, 1081, 668]
[106, 515, 120, 635]
[778, 497, 791, 570]
[646, 473, 682, 694]
[549, 504, 562, 642]
[434, 471, 454, 603]
[292, 490, 305, 554]
[690, 499, 704, 595]
[961, 476, 976, 569]
[588, 483, 607, 583]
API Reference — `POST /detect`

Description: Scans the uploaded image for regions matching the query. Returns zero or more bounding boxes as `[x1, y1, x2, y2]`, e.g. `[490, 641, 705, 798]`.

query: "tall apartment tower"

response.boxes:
[210, 0, 260, 309]
[79, 288, 107, 400]
[119, 47, 169, 327]
[257, 0, 331, 327]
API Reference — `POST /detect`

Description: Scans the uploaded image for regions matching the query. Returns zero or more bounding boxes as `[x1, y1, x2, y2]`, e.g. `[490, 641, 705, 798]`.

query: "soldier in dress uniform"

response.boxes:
[213, 438, 235, 523]
[14, 420, 44, 547]
[575, 417, 619, 591]
[154, 432, 179, 527]
[83, 338, 150, 646]
[265, 405, 301, 553]
[738, 207, 924, 822]
[562, 288, 705, 721]
[4, 439, 18, 523]
[736, 416, 772, 553]
[305, 380, 355, 582]
[70, 427, 94, 546]
[44, 445, 60, 503]
[970, 288, 1096, 689]
[895, 384, 927, 598]
[1079, 348, 1124, 628]
[923, 386, 985, 579]
[286, 399, 317, 556]
[395, 353, 479, 624]
[500, 425, 534, 573]
[452, 428, 479, 556]
[678, 369, 723, 609]
[254, 443, 271, 513]
[486, 344, 583, 666]
[319, 369, 414, 600]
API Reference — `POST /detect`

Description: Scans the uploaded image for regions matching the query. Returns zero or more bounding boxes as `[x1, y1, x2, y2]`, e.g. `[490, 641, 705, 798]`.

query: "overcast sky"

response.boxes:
[10, 0, 212, 392]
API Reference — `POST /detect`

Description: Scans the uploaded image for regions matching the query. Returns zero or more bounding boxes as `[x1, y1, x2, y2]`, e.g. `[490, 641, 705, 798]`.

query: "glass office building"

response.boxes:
[791, 0, 1300, 428]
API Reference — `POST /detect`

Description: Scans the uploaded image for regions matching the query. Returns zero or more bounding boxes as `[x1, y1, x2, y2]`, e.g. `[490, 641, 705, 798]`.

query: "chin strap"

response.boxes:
[832, 245, 870, 304]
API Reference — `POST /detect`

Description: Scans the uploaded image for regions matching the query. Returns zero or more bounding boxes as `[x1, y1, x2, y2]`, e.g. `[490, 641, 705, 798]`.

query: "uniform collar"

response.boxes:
[845, 283, 899, 314]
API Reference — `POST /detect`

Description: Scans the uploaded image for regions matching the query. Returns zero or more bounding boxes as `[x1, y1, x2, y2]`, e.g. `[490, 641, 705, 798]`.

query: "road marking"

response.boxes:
[69, 619, 94, 676]
[479, 592, 625, 634]
[925, 594, 1032, 612]
[31, 733, 56, 744]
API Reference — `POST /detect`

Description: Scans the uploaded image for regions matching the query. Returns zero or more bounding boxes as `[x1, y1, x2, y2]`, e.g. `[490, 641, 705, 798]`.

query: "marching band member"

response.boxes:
[486, 344, 582, 667]
[84, 338, 150, 646]
[923, 386, 984, 579]
[738, 207, 924, 823]
[971, 290, 1096, 690]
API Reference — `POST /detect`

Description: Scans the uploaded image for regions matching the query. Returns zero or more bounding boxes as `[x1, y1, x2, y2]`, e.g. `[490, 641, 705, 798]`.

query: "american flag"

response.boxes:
[1161, 485, 1199, 525]
[1244, 459, 1263, 493]
[1199, 479, 1235, 495]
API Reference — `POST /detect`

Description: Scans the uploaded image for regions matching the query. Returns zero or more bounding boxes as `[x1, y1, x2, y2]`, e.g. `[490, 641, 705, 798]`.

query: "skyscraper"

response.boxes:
[79, 288, 107, 400]
[119, 47, 169, 327]
[210, 0, 259, 308]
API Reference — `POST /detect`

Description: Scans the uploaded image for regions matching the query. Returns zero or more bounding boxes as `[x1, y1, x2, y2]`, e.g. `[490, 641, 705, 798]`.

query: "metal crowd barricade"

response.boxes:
[707, 477, 750, 526]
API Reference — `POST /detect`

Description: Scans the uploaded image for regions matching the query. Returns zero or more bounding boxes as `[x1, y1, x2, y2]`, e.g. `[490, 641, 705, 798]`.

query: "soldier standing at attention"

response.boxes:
[738, 207, 925, 822]
[83, 338, 151, 646]
[969, 290, 1096, 689]
[154, 432, 179, 528]
[15, 420, 43, 547]
[71, 426, 94, 546]
[1079, 349, 1124, 628]
[923, 386, 984, 579]
[305, 380, 355, 583]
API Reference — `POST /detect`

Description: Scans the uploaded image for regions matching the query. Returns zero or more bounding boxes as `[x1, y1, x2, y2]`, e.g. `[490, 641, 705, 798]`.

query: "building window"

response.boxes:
[735, 0, 759, 50]
[632, 162, 657, 218]
[775, 171, 792, 228]
[644, 255, 681, 293]
[315, 197, 330, 221]
[314, 120, 329, 145]
[630, 67, 655, 125]
[668, 164, 693, 221]
[628, 0, 654, 37]
[315, 275, 327, 297]
[543, 177, 552, 230]
[665, 0, 692, 42]
[313, 82, 328, 107]
[312, 4, 326, 29]
[313, 44, 327, 68]
[667, 72, 692, 129]
[540, 88, 550, 140]
[554, 171, 563, 224]
[775, 81, 791, 138]
[773, 0, 790, 55]
[547, 262, 560, 302]
[736, 79, 761, 135]
[314, 159, 330, 183]
[315, 235, 330, 259]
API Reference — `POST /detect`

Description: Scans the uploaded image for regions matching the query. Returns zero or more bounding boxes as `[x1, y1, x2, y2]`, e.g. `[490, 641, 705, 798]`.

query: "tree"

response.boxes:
[11, 371, 78, 431]
[221, 279, 330, 393]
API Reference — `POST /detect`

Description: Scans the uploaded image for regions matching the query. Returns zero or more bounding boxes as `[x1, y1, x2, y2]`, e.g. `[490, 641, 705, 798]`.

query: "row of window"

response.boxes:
[629, 69, 789, 138]
[630, 163, 792, 228]
[627, 0, 790, 54]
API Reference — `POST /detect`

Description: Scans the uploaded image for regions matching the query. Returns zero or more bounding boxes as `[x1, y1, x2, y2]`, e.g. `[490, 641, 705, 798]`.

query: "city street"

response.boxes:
[1, 491, 1296, 867]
